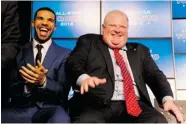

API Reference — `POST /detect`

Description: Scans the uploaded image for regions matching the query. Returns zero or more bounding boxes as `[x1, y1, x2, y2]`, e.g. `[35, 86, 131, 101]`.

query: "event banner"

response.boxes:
[175, 55, 186, 89]
[32, 1, 100, 38]
[172, 0, 186, 19]
[173, 19, 186, 53]
[128, 39, 174, 78]
[102, 1, 171, 38]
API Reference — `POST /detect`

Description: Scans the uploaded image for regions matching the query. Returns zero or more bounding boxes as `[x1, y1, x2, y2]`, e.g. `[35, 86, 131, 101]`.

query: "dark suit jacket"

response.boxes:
[10, 41, 71, 109]
[1, 1, 20, 69]
[66, 34, 173, 107]
[1, 1, 21, 107]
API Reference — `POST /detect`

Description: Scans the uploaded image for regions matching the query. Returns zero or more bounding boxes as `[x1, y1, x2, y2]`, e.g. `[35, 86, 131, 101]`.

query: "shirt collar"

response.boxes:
[109, 45, 127, 51]
[121, 45, 127, 51]
[33, 38, 52, 51]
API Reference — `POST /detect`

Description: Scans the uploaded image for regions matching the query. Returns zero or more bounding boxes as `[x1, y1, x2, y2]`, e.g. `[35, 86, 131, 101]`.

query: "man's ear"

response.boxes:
[101, 24, 105, 34]
[102, 24, 106, 29]
[31, 21, 34, 27]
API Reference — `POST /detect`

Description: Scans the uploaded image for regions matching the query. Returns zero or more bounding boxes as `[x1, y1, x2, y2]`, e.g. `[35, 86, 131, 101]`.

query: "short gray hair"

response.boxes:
[103, 10, 129, 25]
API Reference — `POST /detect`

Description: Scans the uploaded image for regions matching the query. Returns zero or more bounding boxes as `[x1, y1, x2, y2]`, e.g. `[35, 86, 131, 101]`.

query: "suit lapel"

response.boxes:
[126, 43, 141, 88]
[42, 42, 57, 70]
[96, 39, 115, 82]
[24, 42, 34, 66]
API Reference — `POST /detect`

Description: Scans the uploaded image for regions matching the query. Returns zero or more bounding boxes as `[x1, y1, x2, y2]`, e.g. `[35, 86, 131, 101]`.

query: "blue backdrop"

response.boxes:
[102, 1, 171, 38]
[172, 1, 186, 19]
[32, 1, 100, 38]
[173, 20, 186, 53]
[128, 39, 174, 78]
[175, 55, 186, 89]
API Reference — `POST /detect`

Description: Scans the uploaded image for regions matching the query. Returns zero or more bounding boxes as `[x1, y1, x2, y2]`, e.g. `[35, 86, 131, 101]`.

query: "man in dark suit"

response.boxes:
[1, 7, 71, 123]
[66, 10, 184, 123]
[1, 1, 21, 108]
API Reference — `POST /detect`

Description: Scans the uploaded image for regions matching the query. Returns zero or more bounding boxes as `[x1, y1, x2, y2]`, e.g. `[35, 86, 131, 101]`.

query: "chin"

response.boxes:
[39, 37, 48, 41]
[108, 45, 118, 49]
[38, 38, 48, 43]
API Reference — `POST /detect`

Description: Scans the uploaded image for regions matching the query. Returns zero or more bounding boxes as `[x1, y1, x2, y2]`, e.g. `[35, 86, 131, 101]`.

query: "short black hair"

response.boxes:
[34, 7, 56, 23]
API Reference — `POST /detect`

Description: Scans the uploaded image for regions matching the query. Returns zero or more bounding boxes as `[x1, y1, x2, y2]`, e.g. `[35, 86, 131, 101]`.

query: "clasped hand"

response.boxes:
[19, 60, 48, 86]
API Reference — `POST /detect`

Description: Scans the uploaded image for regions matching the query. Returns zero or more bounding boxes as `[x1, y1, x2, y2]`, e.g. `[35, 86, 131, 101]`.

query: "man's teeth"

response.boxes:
[40, 28, 48, 31]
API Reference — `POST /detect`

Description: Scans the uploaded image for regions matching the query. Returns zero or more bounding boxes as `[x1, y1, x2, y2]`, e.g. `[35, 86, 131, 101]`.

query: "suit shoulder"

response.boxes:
[127, 42, 149, 51]
[78, 33, 102, 41]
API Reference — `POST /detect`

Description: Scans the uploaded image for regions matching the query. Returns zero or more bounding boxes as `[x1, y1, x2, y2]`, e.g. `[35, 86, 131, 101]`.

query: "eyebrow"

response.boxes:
[36, 16, 55, 21]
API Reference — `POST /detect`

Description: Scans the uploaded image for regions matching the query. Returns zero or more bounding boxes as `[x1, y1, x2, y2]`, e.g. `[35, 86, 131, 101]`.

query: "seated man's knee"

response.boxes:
[150, 112, 167, 123]
[73, 114, 105, 123]
[136, 110, 168, 123]
[50, 106, 70, 123]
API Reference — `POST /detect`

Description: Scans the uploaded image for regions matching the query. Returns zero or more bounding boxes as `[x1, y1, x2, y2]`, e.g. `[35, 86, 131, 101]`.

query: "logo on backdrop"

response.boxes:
[176, 29, 186, 42]
[126, 10, 159, 26]
[150, 49, 160, 60]
[176, 0, 186, 7]
[176, 24, 186, 43]
[56, 11, 80, 27]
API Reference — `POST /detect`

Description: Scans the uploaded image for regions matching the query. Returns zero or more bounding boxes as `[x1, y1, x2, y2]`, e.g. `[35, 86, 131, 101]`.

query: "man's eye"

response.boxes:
[36, 17, 43, 20]
[109, 25, 116, 28]
[48, 19, 54, 22]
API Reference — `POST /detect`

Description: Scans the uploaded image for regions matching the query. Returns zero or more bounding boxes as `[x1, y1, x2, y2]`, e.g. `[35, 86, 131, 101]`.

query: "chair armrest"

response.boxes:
[154, 99, 186, 123]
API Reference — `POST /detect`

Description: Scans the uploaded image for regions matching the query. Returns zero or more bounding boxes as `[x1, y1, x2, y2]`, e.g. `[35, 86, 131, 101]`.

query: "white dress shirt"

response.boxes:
[24, 38, 52, 93]
[33, 38, 52, 64]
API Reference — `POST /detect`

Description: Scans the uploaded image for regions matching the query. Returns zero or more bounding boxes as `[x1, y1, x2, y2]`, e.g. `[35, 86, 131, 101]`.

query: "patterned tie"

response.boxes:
[35, 44, 43, 66]
[114, 49, 142, 117]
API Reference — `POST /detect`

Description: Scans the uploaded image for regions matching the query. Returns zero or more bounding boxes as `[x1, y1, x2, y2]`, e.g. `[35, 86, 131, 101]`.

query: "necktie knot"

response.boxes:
[113, 48, 119, 54]
[35, 44, 43, 65]
[113, 49, 123, 65]
[36, 44, 43, 51]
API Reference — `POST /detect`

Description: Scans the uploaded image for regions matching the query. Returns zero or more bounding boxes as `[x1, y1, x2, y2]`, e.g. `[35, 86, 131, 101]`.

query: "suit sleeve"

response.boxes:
[66, 35, 91, 89]
[37, 50, 71, 104]
[9, 49, 27, 98]
[1, 1, 21, 70]
[141, 46, 173, 105]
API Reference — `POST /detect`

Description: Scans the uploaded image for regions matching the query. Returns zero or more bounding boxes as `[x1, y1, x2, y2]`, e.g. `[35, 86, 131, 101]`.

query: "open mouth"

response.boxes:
[39, 27, 49, 37]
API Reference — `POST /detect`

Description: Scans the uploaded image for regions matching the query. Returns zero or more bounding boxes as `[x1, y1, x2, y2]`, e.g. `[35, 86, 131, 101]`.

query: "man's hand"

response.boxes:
[19, 60, 48, 85]
[163, 99, 184, 123]
[80, 77, 106, 94]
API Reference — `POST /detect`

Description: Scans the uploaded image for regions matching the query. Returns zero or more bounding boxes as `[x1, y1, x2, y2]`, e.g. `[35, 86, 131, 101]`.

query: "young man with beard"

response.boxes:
[66, 10, 184, 123]
[1, 7, 71, 123]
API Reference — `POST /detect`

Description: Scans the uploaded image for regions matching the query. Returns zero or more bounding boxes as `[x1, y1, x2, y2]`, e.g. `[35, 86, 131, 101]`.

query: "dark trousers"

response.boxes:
[1, 105, 70, 123]
[70, 100, 167, 123]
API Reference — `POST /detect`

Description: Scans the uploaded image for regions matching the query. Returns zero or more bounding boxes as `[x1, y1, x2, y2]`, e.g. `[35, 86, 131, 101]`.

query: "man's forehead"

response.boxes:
[37, 10, 54, 16]
[104, 11, 128, 24]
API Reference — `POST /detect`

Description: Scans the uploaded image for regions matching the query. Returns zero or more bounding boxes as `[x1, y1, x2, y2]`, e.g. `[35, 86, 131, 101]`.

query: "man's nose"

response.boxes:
[41, 20, 48, 25]
[114, 27, 120, 33]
